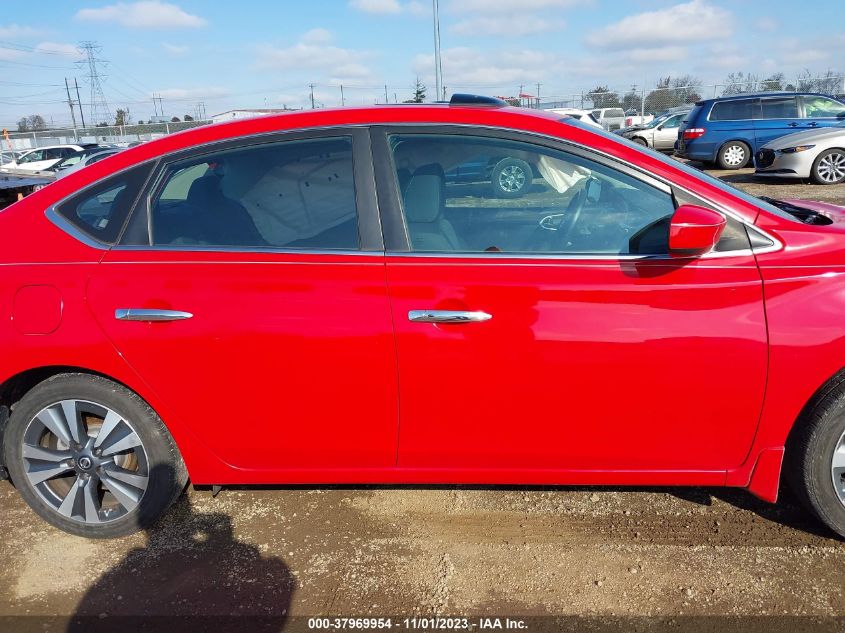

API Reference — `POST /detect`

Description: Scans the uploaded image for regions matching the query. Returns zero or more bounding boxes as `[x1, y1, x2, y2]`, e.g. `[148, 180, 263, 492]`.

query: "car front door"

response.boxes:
[801, 95, 845, 130]
[86, 129, 399, 473]
[375, 128, 767, 476]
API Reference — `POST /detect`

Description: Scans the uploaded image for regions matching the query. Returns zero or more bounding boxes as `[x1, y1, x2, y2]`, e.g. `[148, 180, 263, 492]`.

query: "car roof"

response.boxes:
[696, 91, 841, 105]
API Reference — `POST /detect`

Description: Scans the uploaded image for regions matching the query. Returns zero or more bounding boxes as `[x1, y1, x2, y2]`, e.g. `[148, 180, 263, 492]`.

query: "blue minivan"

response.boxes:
[676, 92, 845, 169]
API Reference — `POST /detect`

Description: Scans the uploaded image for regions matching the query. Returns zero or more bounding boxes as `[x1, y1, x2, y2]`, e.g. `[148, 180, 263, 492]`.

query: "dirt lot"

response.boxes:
[2, 168, 845, 632]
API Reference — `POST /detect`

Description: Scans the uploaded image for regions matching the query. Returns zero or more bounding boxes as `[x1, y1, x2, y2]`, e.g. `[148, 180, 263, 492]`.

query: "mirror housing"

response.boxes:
[668, 205, 726, 257]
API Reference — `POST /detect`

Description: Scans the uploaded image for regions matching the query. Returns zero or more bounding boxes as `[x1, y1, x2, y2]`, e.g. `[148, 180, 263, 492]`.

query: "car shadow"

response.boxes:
[67, 464, 296, 632]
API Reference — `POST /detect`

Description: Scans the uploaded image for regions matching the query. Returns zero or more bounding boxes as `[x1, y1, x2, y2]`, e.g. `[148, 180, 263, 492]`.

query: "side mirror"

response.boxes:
[669, 205, 726, 257]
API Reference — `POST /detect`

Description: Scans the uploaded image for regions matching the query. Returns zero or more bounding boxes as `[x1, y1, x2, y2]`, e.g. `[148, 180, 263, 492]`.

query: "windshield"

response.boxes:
[560, 117, 800, 222]
[644, 114, 671, 129]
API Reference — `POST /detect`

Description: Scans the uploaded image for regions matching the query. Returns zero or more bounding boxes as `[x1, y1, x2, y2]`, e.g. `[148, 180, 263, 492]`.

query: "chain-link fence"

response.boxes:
[2, 119, 212, 152]
[537, 74, 845, 128]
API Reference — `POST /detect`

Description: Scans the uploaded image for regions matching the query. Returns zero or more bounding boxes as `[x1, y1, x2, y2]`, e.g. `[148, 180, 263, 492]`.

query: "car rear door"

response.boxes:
[755, 96, 802, 147]
[374, 126, 767, 477]
[86, 128, 400, 474]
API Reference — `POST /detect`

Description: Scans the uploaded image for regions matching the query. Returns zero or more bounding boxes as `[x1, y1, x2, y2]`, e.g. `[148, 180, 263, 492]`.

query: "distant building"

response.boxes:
[210, 108, 297, 124]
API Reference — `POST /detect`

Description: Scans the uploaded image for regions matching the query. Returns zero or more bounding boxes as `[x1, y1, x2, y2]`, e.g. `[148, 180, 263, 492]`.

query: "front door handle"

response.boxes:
[115, 308, 193, 322]
[408, 309, 492, 324]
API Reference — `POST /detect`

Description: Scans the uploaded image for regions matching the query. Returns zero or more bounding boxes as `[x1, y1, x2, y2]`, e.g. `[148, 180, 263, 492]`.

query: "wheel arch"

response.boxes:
[0, 364, 204, 480]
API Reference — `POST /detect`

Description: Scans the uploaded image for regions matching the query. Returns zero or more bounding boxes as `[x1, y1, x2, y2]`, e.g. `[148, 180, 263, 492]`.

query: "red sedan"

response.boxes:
[2, 95, 845, 539]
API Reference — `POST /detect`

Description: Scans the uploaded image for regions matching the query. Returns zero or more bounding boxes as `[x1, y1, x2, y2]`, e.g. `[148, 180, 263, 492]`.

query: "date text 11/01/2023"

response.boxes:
[307, 617, 529, 630]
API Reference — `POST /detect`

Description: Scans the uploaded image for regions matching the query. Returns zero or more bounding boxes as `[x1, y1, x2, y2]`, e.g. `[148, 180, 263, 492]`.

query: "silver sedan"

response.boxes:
[755, 123, 845, 184]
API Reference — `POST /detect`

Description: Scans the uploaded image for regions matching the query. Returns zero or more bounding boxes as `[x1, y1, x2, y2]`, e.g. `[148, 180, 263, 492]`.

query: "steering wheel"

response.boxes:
[556, 179, 592, 245]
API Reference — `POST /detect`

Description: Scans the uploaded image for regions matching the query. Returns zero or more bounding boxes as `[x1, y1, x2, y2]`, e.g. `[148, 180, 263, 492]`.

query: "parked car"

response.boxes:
[51, 148, 122, 179]
[1, 144, 99, 172]
[620, 110, 689, 152]
[755, 123, 845, 184]
[0, 150, 26, 166]
[590, 107, 626, 131]
[445, 155, 538, 198]
[677, 92, 845, 169]
[6, 95, 845, 540]
[546, 108, 603, 128]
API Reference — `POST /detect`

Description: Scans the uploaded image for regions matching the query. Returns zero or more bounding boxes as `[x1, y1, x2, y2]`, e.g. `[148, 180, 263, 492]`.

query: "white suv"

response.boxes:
[590, 108, 626, 131]
[2, 144, 96, 172]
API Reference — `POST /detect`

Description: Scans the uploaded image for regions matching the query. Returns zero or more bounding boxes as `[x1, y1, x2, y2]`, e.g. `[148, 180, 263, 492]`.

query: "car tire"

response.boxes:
[810, 149, 845, 185]
[3, 373, 187, 538]
[717, 141, 751, 170]
[491, 157, 532, 199]
[786, 380, 845, 538]
[632, 137, 648, 147]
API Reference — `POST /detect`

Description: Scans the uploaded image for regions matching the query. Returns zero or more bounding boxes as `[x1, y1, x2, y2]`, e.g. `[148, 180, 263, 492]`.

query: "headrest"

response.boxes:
[403, 163, 444, 223]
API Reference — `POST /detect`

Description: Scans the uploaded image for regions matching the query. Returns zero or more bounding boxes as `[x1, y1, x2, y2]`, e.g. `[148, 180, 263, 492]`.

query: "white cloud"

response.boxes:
[627, 46, 688, 63]
[162, 42, 189, 55]
[34, 42, 85, 58]
[452, 16, 565, 36]
[0, 24, 40, 39]
[413, 46, 553, 88]
[585, 0, 733, 50]
[754, 16, 778, 32]
[255, 31, 374, 82]
[349, 0, 401, 13]
[75, 1, 207, 28]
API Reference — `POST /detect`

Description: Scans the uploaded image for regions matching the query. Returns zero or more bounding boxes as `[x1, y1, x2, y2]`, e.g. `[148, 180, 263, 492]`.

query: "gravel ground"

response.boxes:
[1, 167, 845, 632]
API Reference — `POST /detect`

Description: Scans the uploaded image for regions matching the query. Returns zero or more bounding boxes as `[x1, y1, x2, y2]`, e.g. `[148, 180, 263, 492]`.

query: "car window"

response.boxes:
[43, 148, 64, 160]
[87, 151, 114, 164]
[388, 134, 677, 255]
[709, 99, 760, 121]
[55, 164, 151, 243]
[803, 96, 845, 118]
[150, 136, 359, 250]
[760, 97, 799, 119]
[19, 150, 44, 163]
[57, 154, 84, 168]
[662, 114, 682, 128]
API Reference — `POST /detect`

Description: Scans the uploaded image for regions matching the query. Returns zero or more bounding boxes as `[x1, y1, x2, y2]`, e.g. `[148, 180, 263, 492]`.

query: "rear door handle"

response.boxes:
[115, 308, 193, 322]
[408, 309, 492, 324]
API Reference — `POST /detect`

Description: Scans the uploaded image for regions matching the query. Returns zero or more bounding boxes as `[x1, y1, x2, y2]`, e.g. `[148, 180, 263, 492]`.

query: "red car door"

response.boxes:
[376, 129, 767, 476]
[86, 131, 399, 474]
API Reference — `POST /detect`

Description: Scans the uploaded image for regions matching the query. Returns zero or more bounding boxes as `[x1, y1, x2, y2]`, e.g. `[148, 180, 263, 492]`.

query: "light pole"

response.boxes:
[433, 0, 443, 102]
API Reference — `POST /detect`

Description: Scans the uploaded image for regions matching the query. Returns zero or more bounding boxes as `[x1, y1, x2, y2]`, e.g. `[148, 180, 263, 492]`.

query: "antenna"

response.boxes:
[76, 41, 112, 126]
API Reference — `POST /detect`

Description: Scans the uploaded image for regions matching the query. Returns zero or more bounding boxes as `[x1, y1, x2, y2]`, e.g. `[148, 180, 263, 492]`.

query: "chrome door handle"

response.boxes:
[115, 308, 193, 322]
[408, 310, 492, 324]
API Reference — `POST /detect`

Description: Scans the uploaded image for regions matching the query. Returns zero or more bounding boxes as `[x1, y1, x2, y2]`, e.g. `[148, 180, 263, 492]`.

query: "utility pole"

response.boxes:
[64, 78, 77, 127]
[340, 85, 345, 106]
[536, 82, 541, 108]
[309, 83, 316, 109]
[74, 78, 86, 128]
[384, 85, 389, 104]
[432, 0, 443, 102]
[152, 95, 159, 117]
[519, 84, 524, 107]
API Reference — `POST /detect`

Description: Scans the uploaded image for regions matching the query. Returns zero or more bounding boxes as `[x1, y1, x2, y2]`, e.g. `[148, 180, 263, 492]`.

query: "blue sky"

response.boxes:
[0, 0, 841, 126]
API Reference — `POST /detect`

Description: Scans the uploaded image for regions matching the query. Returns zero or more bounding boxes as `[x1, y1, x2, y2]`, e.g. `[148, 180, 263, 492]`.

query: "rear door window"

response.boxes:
[149, 137, 360, 250]
[760, 97, 799, 119]
[710, 99, 760, 121]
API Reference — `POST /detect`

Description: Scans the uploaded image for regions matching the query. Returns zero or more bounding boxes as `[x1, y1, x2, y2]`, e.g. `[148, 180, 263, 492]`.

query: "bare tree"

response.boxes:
[586, 85, 621, 108]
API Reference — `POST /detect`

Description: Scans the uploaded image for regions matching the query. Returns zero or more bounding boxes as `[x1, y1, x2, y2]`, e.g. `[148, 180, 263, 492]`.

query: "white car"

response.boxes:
[1, 144, 97, 172]
[546, 108, 603, 128]
[590, 107, 626, 131]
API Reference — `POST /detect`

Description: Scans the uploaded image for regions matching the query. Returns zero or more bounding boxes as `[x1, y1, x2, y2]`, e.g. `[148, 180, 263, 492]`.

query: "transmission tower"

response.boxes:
[76, 41, 112, 126]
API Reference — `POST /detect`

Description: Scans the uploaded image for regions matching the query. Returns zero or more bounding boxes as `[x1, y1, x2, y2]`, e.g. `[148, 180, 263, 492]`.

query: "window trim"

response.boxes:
[118, 126, 382, 253]
[46, 159, 158, 247]
[370, 124, 778, 260]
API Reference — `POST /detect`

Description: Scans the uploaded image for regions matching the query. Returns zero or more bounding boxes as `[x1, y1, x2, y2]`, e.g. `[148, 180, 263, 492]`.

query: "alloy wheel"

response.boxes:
[817, 152, 845, 184]
[21, 399, 149, 525]
[498, 165, 527, 193]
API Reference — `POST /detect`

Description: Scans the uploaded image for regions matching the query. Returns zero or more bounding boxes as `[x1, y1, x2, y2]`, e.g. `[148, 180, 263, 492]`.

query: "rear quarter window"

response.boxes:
[54, 164, 152, 244]
[709, 99, 760, 121]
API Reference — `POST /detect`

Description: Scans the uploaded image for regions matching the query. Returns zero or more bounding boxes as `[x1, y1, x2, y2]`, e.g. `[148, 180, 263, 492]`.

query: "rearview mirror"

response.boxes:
[668, 205, 726, 257]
